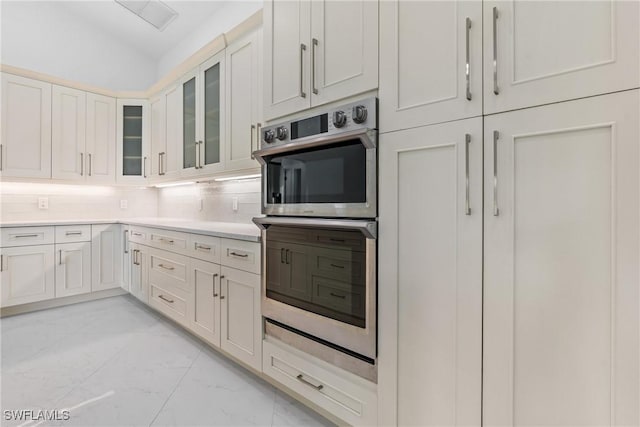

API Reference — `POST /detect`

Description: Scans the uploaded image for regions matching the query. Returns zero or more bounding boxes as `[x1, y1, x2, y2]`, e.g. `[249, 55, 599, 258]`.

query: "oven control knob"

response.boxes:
[276, 126, 288, 141]
[264, 129, 275, 144]
[332, 110, 347, 128]
[352, 105, 368, 124]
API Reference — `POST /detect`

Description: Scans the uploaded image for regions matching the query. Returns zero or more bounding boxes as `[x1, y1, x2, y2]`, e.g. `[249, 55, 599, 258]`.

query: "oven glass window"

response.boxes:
[265, 226, 368, 328]
[265, 140, 366, 205]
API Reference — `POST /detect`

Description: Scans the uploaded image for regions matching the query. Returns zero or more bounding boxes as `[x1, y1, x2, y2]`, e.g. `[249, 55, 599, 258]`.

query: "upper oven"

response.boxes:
[252, 98, 377, 219]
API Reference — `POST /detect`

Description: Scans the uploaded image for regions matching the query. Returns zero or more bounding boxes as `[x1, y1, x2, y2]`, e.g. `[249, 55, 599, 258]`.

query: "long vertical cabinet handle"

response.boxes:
[158, 154, 162, 175]
[465, 18, 472, 101]
[465, 134, 471, 215]
[220, 275, 226, 299]
[59, 250, 63, 265]
[124, 230, 129, 254]
[143, 157, 148, 178]
[312, 38, 318, 95]
[493, 130, 500, 216]
[492, 7, 499, 95]
[88, 153, 92, 176]
[0, 144, 3, 171]
[0, 255, 3, 272]
[213, 273, 219, 297]
[299, 44, 307, 99]
[250, 125, 256, 159]
[80, 152, 84, 176]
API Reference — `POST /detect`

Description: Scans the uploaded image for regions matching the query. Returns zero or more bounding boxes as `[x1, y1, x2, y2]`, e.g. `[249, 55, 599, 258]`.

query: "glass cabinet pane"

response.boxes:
[183, 77, 196, 169]
[203, 63, 220, 166]
[122, 105, 143, 176]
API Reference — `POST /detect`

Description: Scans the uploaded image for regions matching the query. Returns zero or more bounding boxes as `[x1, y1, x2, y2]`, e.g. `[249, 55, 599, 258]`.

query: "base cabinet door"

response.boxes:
[483, 90, 639, 425]
[220, 266, 261, 370]
[378, 117, 483, 425]
[129, 243, 149, 304]
[91, 224, 122, 292]
[0, 245, 55, 307]
[189, 258, 222, 346]
[55, 242, 91, 298]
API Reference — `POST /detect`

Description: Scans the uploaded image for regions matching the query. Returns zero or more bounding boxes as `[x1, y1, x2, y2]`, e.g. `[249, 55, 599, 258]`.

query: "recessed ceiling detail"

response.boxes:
[115, 0, 179, 31]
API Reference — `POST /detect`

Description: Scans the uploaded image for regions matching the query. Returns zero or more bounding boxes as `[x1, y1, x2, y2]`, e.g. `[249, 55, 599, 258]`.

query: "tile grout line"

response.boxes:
[147, 345, 204, 427]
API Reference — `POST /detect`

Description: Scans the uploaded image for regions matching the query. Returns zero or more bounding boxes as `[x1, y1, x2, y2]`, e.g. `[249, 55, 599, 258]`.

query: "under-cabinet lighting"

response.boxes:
[213, 174, 261, 182]
[154, 181, 196, 188]
[115, 0, 178, 31]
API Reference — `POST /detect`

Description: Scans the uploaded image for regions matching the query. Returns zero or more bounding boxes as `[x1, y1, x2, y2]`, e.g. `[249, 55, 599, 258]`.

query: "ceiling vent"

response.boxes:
[115, 0, 178, 31]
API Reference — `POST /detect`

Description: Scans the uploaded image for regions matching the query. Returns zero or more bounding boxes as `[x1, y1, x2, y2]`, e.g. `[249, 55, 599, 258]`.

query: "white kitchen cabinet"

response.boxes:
[483, 90, 639, 425]
[86, 93, 116, 184]
[0, 73, 52, 178]
[0, 245, 55, 307]
[91, 224, 122, 292]
[225, 29, 262, 172]
[378, 117, 483, 426]
[189, 258, 222, 346]
[121, 225, 130, 292]
[55, 242, 91, 298]
[116, 98, 150, 184]
[163, 85, 181, 179]
[51, 85, 86, 180]
[379, 0, 482, 132]
[129, 242, 149, 304]
[483, 0, 639, 114]
[150, 94, 166, 179]
[220, 265, 261, 371]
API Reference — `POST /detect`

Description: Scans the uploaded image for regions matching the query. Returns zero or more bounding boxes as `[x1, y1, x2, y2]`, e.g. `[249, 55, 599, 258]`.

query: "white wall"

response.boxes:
[0, 1, 157, 91]
[156, 1, 262, 79]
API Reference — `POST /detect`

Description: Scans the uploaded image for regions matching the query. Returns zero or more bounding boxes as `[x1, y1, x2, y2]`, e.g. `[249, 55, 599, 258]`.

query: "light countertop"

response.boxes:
[0, 217, 262, 242]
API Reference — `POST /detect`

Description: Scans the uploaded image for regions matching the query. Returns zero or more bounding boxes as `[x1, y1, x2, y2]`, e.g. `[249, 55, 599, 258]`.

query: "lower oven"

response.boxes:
[253, 217, 377, 380]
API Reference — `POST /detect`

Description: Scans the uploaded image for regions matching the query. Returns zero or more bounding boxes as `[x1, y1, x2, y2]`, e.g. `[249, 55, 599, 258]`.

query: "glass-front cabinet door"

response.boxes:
[180, 51, 225, 175]
[116, 99, 149, 183]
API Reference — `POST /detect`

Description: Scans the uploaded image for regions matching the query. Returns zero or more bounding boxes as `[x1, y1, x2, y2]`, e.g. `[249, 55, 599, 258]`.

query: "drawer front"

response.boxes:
[55, 225, 91, 243]
[1, 227, 54, 247]
[188, 234, 221, 264]
[149, 283, 188, 326]
[129, 227, 148, 244]
[148, 228, 188, 253]
[263, 339, 378, 426]
[220, 238, 260, 274]
[148, 248, 190, 293]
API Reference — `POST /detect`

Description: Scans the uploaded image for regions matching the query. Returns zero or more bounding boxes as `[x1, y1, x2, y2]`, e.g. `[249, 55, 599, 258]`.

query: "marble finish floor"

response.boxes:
[1, 295, 335, 427]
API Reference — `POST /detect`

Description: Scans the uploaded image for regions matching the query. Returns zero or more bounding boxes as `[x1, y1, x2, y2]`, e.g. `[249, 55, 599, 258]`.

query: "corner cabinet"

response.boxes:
[0, 73, 52, 179]
[116, 99, 150, 184]
[263, 0, 378, 121]
[180, 51, 226, 176]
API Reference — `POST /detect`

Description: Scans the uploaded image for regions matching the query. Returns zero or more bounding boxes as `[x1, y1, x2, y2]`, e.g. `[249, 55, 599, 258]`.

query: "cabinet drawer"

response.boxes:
[263, 339, 378, 426]
[1, 227, 54, 247]
[55, 225, 91, 243]
[149, 283, 188, 327]
[220, 239, 260, 274]
[129, 227, 148, 244]
[148, 248, 190, 293]
[148, 228, 188, 253]
[188, 234, 221, 264]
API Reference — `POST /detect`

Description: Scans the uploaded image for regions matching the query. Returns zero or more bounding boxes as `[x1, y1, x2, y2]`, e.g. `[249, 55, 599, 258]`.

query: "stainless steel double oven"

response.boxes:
[253, 98, 377, 381]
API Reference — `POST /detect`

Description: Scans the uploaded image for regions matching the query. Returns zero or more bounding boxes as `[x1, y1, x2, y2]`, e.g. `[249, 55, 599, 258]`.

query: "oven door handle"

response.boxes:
[252, 216, 377, 239]
[251, 128, 377, 165]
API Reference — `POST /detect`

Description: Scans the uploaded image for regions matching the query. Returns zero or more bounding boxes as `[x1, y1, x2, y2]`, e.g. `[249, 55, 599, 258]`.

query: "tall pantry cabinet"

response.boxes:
[378, 0, 640, 425]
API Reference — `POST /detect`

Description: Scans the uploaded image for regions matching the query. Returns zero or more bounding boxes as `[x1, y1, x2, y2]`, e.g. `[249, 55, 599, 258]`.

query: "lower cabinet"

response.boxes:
[190, 258, 222, 346]
[121, 225, 131, 292]
[0, 245, 55, 307]
[129, 242, 149, 304]
[91, 224, 122, 291]
[55, 242, 91, 298]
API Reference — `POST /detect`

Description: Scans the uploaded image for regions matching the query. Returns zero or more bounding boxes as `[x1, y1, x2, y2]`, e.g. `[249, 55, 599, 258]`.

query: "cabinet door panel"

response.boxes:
[263, 0, 311, 120]
[130, 243, 149, 304]
[190, 259, 221, 347]
[91, 224, 122, 292]
[483, 0, 639, 114]
[116, 99, 150, 184]
[52, 85, 86, 180]
[1, 73, 52, 178]
[483, 90, 639, 425]
[86, 93, 116, 184]
[55, 242, 91, 298]
[0, 245, 55, 307]
[199, 53, 225, 173]
[380, 0, 482, 132]
[150, 95, 166, 178]
[164, 85, 181, 177]
[378, 117, 483, 426]
[311, 0, 378, 106]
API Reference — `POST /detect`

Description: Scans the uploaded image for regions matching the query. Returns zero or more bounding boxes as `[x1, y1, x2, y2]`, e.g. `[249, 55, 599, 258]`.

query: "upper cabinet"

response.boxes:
[483, 0, 639, 114]
[0, 73, 52, 178]
[116, 99, 150, 184]
[150, 93, 166, 179]
[264, 0, 378, 121]
[86, 93, 116, 184]
[225, 29, 262, 172]
[51, 85, 86, 180]
[379, 0, 483, 132]
[181, 51, 226, 175]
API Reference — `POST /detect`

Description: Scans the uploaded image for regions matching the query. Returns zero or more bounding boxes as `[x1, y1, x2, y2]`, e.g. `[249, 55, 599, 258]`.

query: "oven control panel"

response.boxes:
[260, 97, 377, 148]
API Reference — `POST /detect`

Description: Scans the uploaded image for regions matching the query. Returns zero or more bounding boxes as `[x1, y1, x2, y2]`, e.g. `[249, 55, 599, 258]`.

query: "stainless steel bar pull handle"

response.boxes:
[0, 144, 3, 172]
[251, 124, 256, 159]
[65, 231, 83, 236]
[300, 43, 307, 99]
[0, 255, 3, 272]
[143, 156, 148, 178]
[80, 152, 84, 176]
[493, 130, 500, 216]
[158, 295, 174, 304]
[59, 250, 63, 265]
[195, 244, 211, 251]
[220, 275, 225, 299]
[296, 374, 323, 391]
[312, 38, 318, 95]
[465, 17, 472, 101]
[492, 7, 499, 95]
[14, 234, 39, 238]
[213, 273, 219, 297]
[158, 263, 175, 271]
[465, 133, 471, 215]
[124, 230, 129, 254]
[229, 251, 248, 258]
[88, 153, 92, 176]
